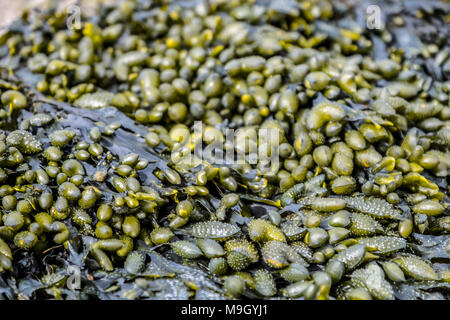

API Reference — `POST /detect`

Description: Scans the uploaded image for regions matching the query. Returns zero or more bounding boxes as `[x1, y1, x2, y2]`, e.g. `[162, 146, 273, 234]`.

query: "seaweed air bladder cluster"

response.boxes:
[0, 0, 448, 300]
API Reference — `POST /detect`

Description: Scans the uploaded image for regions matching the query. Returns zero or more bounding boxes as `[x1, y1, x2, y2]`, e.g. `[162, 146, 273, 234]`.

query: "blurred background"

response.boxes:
[0, 0, 115, 28]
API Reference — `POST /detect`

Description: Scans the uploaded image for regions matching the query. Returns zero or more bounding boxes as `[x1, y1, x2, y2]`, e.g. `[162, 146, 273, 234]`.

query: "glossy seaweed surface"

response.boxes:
[0, 0, 448, 300]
